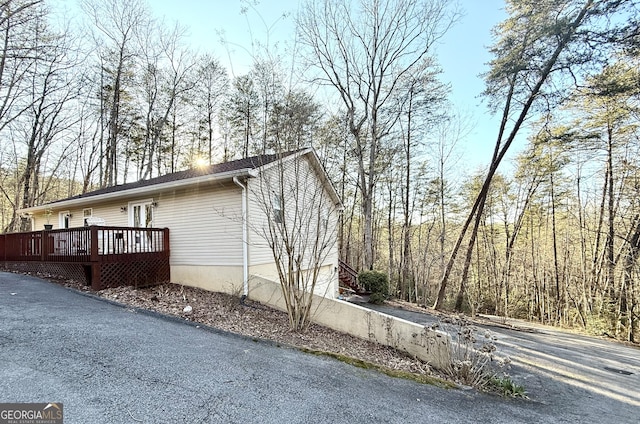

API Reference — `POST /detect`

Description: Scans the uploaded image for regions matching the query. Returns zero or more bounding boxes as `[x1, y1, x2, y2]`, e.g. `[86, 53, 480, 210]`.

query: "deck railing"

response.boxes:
[0, 226, 169, 263]
[0, 226, 170, 290]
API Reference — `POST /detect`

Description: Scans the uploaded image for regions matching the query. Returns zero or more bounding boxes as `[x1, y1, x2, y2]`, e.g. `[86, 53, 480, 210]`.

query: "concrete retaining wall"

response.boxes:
[248, 276, 451, 370]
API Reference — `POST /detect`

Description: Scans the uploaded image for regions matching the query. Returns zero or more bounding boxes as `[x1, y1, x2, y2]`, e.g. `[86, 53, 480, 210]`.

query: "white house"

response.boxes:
[11, 149, 457, 370]
[17, 148, 342, 299]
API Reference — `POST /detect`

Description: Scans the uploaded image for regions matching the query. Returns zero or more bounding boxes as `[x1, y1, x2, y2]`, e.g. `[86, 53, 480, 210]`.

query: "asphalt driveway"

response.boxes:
[0, 272, 637, 423]
[365, 302, 640, 422]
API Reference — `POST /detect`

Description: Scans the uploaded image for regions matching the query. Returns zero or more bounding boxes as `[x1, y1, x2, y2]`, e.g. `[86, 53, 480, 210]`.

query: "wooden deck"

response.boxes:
[0, 226, 170, 290]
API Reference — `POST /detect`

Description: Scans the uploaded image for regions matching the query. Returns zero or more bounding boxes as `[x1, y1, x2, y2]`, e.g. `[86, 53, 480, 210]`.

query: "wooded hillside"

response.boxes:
[1, 0, 638, 341]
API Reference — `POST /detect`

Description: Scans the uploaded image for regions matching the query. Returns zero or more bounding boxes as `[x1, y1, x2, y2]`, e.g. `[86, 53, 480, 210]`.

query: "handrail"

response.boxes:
[339, 259, 364, 293]
[339, 259, 358, 278]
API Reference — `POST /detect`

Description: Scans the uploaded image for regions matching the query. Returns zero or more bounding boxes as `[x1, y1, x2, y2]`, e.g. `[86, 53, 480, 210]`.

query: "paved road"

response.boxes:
[365, 303, 640, 422]
[0, 272, 637, 423]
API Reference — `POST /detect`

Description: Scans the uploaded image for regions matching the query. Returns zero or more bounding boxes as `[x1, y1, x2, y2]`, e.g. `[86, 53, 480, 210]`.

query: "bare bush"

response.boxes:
[431, 315, 519, 394]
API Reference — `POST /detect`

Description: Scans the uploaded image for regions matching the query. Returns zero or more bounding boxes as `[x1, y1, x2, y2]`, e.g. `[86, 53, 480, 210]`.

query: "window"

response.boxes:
[272, 194, 284, 224]
[321, 207, 330, 231]
[129, 200, 154, 228]
[59, 211, 71, 229]
[83, 208, 93, 226]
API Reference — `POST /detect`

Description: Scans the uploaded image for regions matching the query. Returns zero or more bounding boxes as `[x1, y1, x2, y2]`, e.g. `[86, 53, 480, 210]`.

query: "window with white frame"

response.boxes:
[83, 208, 93, 226]
[272, 193, 284, 224]
[322, 207, 330, 231]
[59, 211, 71, 229]
[130, 201, 154, 228]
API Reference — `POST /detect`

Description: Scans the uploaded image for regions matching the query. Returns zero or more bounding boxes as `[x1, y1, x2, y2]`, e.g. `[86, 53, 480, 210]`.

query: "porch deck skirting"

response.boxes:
[0, 226, 170, 290]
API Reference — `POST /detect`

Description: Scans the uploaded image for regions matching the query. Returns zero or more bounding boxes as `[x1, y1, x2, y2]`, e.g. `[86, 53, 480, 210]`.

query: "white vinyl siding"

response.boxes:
[27, 151, 337, 297]
[247, 155, 339, 270]
[32, 184, 243, 267]
[84, 202, 128, 226]
[247, 171, 279, 266]
[34, 200, 128, 229]
[152, 183, 243, 266]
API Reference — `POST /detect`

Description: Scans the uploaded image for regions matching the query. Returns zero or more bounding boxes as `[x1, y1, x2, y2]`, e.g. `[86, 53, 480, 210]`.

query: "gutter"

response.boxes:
[233, 176, 250, 298]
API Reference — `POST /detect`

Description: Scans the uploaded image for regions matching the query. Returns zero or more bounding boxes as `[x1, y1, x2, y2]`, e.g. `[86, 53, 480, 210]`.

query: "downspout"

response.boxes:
[233, 176, 249, 298]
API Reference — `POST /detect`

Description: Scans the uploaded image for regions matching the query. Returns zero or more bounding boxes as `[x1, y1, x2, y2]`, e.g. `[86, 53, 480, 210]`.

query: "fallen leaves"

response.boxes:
[52, 279, 439, 382]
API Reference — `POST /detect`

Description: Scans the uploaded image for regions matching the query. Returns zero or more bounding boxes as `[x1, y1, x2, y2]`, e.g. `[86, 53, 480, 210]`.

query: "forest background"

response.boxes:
[1, 0, 639, 342]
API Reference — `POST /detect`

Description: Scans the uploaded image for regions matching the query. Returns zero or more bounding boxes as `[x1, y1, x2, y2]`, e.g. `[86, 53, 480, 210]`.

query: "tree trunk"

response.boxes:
[434, 0, 594, 310]
[550, 172, 562, 324]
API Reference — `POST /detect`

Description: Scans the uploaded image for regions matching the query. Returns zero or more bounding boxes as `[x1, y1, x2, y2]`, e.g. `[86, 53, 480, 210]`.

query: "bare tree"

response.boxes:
[145, 22, 197, 177]
[249, 150, 341, 331]
[251, 57, 284, 154]
[395, 64, 449, 300]
[297, 0, 458, 270]
[224, 74, 259, 157]
[0, 1, 46, 140]
[0, 2, 85, 231]
[434, 0, 632, 310]
[191, 54, 228, 164]
[81, 0, 149, 187]
[18, 17, 82, 207]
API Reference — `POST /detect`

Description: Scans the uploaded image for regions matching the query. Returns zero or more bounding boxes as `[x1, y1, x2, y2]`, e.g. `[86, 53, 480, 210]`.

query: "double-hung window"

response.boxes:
[273, 194, 284, 224]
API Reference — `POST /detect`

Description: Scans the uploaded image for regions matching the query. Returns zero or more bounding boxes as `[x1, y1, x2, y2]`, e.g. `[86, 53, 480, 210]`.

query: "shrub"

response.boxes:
[368, 292, 386, 304]
[358, 270, 389, 295]
[432, 316, 523, 396]
[359, 271, 389, 304]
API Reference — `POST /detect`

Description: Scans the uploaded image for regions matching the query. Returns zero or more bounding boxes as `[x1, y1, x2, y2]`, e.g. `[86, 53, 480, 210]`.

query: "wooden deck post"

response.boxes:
[90, 226, 100, 290]
[0, 234, 6, 261]
[90, 226, 99, 262]
[163, 228, 170, 256]
[40, 230, 47, 261]
[91, 264, 102, 291]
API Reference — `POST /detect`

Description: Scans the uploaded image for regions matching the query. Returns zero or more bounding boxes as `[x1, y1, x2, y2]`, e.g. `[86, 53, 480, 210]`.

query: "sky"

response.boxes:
[55, 0, 511, 173]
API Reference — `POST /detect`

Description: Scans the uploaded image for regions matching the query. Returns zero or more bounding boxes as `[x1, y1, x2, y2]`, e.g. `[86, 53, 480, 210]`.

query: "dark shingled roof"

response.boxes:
[51, 150, 301, 204]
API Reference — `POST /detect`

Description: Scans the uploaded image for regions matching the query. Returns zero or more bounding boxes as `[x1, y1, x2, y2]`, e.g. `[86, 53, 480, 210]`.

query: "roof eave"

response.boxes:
[19, 168, 258, 214]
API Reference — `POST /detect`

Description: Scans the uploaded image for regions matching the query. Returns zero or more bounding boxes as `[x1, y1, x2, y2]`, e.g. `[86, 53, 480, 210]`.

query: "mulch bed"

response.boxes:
[33, 274, 442, 382]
